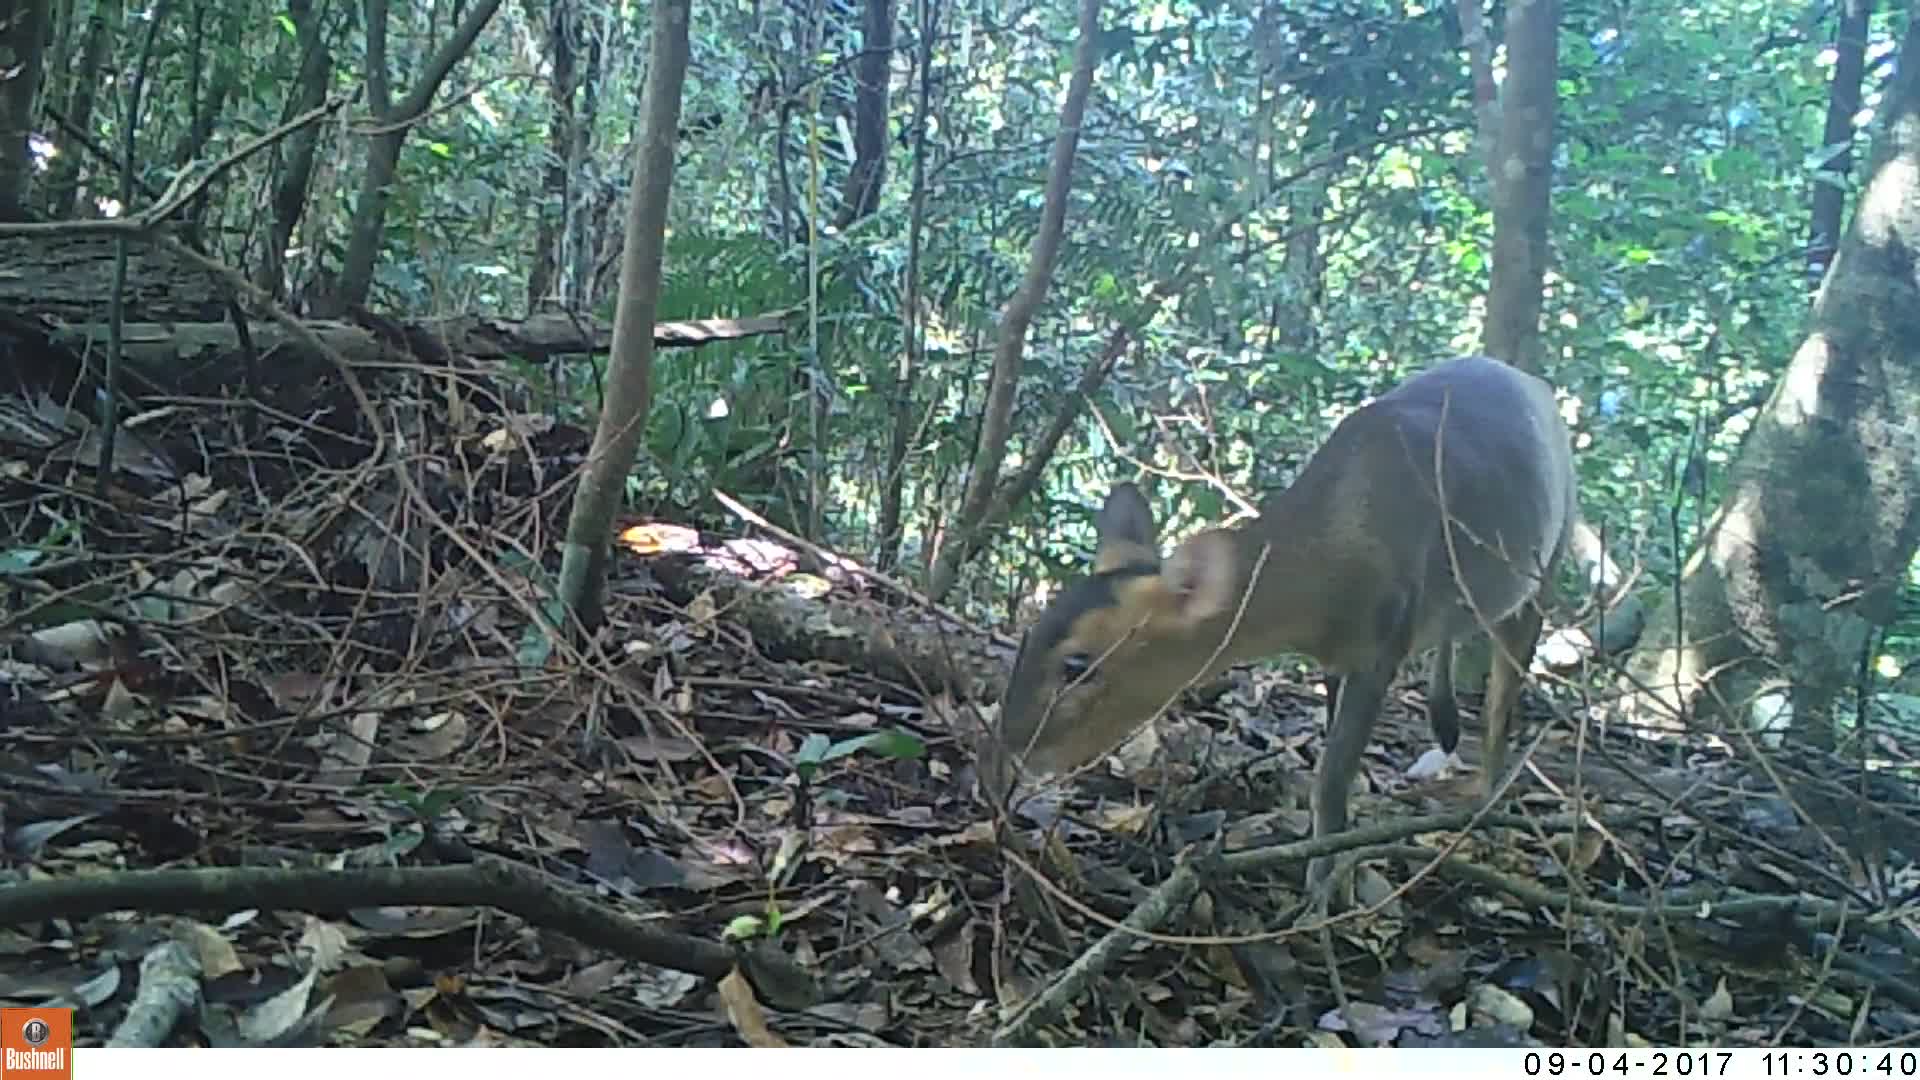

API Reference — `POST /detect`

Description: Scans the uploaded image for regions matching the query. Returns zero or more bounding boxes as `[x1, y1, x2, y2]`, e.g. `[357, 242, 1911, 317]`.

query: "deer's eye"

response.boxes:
[1060, 652, 1091, 681]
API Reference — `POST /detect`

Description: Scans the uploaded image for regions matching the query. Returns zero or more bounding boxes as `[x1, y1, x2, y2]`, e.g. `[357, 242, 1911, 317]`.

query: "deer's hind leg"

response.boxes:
[1427, 640, 1459, 754]
[1477, 601, 1545, 802]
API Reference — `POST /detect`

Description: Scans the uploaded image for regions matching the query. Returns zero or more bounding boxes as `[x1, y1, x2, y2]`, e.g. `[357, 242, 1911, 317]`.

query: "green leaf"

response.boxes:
[722, 915, 766, 942]
[380, 827, 426, 860]
[0, 548, 45, 574]
[517, 607, 559, 668]
[796, 731, 833, 765]
[793, 732, 833, 781]
[819, 728, 927, 762]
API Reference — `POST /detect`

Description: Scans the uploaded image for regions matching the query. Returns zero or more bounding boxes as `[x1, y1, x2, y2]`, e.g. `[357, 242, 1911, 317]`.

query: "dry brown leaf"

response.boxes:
[99, 678, 141, 721]
[263, 671, 331, 711]
[297, 916, 353, 971]
[398, 711, 469, 760]
[1549, 829, 1607, 872]
[688, 589, 718, 625]
[1701, 977, 1734, 1022]
[321, 963, 403, 1038]
[19, 620, 117, 669]
[691, 771, 738, 801]
[717, 967, 789, 1047]
[1092, 803, 1154, 835]
[931, 924, 979, 994]
[618, 521, 701, 555]
[915, 819, 998, 851]
[565, 958, 628, 998]
[173, 918, 243, 980]
[316, 710, 382, 787]
[618, 734, 703, 762]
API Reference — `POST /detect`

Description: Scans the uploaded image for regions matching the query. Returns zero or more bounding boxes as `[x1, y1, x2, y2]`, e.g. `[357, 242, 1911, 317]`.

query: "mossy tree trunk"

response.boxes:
[1618, 14, 1920, 750]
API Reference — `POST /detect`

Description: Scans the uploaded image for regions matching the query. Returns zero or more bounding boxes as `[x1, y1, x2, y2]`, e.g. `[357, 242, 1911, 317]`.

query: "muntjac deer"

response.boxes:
[985, 354, 1577, 899]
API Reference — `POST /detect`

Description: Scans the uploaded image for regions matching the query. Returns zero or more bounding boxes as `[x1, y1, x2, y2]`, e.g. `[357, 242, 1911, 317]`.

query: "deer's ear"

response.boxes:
[1092, 483, 1161, 573]
[1160, 530, 1245, 625]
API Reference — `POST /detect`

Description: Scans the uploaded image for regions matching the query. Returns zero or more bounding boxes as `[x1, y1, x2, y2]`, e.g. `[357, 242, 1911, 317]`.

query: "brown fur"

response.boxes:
[984, 355, 1579, 897]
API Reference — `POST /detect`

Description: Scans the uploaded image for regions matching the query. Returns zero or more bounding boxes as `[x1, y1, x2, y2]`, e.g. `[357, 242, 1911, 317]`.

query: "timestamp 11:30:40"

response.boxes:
[1523, 1051, 1920, 1079]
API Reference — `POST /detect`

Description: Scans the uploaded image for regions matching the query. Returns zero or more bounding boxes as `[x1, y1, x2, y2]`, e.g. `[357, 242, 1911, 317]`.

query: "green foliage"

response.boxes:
[381, 783, 468, 824]
[32, 0, 1915, 668]
[793, 728, 928, 785]
[496, 547, 567, 668]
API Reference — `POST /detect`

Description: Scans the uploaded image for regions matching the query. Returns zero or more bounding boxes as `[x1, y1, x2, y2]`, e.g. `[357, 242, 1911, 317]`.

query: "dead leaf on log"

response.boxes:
[717, 967, 789, 1047]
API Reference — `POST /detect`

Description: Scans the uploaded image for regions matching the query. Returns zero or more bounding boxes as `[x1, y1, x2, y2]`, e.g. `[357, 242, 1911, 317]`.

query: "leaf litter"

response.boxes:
[1, 359, 1917, 1049]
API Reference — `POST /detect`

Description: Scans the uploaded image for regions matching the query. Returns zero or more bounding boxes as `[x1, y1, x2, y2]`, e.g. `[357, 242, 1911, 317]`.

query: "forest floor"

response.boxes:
[4, 352, 1919, 1049]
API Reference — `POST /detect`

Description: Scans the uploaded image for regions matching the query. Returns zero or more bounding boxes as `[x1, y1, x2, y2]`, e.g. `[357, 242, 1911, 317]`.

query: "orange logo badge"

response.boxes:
[0, 1008, 71, 1080]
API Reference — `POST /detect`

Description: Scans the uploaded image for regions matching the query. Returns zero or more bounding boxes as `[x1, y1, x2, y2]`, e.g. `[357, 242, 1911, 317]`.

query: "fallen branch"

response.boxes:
[0, 854, 828, 1010]
[644, 550, 1008, 707]
[107, 939, 202, 1047]
[992, 806, 1920, 1042]
[993, 808, 1564, 1044]
[992, 839, 1216, 1047]
[1352, 843, 1920, 1012]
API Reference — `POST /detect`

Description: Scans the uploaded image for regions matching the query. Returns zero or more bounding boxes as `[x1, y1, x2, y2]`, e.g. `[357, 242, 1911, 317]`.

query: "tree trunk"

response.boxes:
[171, 0, 241, 230]
[1617, 15, 1920, 751]
[564, 10, 607, 305]
[256, 0, 332, 300]
[528, 0, 577, 312]
[555, 0, 692, 630]
[44, 0, 115, 218]
[0, 0, 53, 220]
[41, 0, 71, 116]
[1455, 0, 1641, 693]
[1279, 183, 1326, 353]
[876, 0, 937, 571]
[1806, 0, 1872, 296]
[834, 0, 893, 229]
[924, 0, 1103, 602]
[1479, 0, 1558, 372]
[1452, 0, 1559, 691]
[325, 0, 504, 315]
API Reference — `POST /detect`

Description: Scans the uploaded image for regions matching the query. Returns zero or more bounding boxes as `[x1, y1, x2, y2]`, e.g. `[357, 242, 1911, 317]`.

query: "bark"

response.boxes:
[876, 0, 936, 571]
[0, 233, 227, 320]
[834, 0, 893, 229]
[1457, 0, 1640, 692]
[0, 0, 53, 220]
[256, 0, 332, 300]
[1807, 0, 1872, 295]
[564, 9, 608, 304]
[43, 0, 115, 218]
[925, 0, 1102, 602]
[39, 310, 786, 371]
[1279, 184, 1326, 352]
[324, 0, 505, 315]
[920, 326, 1134, 601]
[35, 0, 70, 174]
[170, 0, 241, 230]
[528, 0, 578, 312]
[41, 0, 71, 114]
[1455, 0, 1500, 160]
[1480, 0, 1557, 371]
[1455, 0, 1555, 691]
[556, 0, 692, 629]
[1618, 16, 1920, 749]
